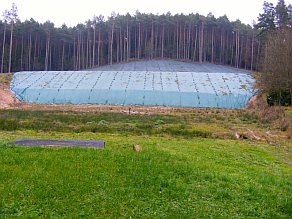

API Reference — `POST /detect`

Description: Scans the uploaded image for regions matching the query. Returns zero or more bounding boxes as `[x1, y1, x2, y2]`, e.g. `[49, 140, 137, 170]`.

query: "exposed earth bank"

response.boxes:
[0, 84, 19, 109]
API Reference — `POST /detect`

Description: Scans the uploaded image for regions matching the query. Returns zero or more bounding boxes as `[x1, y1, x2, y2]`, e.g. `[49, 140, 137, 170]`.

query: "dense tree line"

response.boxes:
[1, 5, 262, 73]
[256, 0, 292, 105]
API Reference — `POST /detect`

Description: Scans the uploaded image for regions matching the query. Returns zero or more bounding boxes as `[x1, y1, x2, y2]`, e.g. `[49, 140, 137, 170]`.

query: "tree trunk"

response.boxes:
[8, 21, 14, 73]
[155, 26, 158, 58]
[33, 35, 37, 70]
[151, 23, 154, 59]
[199, 20, 204, 64]
[138, 23, 141, 60]
[120, 27, 123, 62]
[117, 27, 119, 63]
[28, 33, 32, 71]
[161, 24, 164, 59]
[187, 23, 191, 60]
[211, 27, 214, 64]
[92, 25, 96, 68]
[230, 32, 234, 66]
[1, 21, 6, 73]
[111, 22, 114, 65]
[45, 32, 50, 71]
[98, 27, 100, 66]
[86, 28, 89, 68]
[193, 25, 198, 62]
[251, 29, 255, 71]
[127, 21, 129, 62]
[245, 35, 248, 69]
[20, 34, 23, 71]
[177, 22, 179, 59]
[73, 33, 76, 70]
[61, 41, 65, 71]
[49, 42, 52, 70]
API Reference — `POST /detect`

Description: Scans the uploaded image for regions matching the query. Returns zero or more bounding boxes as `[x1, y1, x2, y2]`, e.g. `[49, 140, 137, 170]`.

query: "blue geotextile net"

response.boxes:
[10, 68, 258, 109]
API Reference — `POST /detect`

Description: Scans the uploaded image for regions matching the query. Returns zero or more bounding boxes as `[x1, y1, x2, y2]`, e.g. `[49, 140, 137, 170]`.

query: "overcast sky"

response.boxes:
[0, 0, 287, 27]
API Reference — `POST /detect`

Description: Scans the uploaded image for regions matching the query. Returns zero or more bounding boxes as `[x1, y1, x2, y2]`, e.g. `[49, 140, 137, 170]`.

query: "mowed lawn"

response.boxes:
[0, 109, 291, 218]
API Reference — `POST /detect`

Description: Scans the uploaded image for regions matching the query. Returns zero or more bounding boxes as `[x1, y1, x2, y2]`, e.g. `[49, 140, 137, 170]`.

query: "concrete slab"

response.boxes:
[10, 139, 105, 148]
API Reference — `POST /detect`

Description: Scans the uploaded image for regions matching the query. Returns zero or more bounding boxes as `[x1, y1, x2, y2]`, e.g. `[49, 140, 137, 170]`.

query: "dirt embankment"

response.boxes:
[0, 84, 19, 109]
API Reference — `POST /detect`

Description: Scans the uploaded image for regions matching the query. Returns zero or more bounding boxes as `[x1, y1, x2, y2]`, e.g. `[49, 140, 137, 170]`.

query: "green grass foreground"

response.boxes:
[0, 109, 292, 218]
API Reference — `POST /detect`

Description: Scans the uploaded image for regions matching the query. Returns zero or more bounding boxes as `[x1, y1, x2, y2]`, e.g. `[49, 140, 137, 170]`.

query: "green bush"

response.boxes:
[97, 120, 107, 126]
[267, 89, 292, 106]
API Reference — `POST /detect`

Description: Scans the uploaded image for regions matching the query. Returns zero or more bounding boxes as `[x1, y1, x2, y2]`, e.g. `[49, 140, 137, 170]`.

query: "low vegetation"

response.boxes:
[0, 73, 13, 86]
[1, 100, 292, 218]
[0, 136, 291, 218]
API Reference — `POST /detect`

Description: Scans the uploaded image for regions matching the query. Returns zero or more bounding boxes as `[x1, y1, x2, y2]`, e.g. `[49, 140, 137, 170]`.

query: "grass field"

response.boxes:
[0, 108, 291, 218]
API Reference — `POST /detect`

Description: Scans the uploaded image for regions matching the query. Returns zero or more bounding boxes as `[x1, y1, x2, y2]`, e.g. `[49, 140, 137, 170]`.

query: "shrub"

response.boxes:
[97, 120, 107, 126]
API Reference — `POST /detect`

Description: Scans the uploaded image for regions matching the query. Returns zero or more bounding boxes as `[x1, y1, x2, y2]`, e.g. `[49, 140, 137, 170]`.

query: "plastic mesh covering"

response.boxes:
[88, 60, 251, 73]
[10, 61, 258, 109]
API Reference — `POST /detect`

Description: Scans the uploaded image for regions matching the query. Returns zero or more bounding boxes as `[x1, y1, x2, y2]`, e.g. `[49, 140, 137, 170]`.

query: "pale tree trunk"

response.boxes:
[61, 41, 65, 71]
[256, 41, 261, 68]
[155, 26, 158, 58]
[68, 43, 70, 69]
[230, 32, 234, 66]
[183, 24, 186, 60]
[28, 33, 32, 71]
[8, 21, 14, 73]
[92, 25, 96, 68]
[8, 4, 17, 73]
[49, 42, 52, 70]
[179, 24, 182, 59]
[176, 22, 179, 59]
[187, 24, 191, 60]
[236, 31, 240, 68]
[151, 23, 154, 59]
[73, 33, 76, 70]
[120, 27, 122, 62]
[245, 35, 248, 69]
[86, 30, 89, 68]
[44, 32, 50, 71]
[78, 31, 81, 70]
[211, 27, 214, 64]
[220, 29, 223, 64]
[89, 34, 91, 68]
[98, 27, 100, 66]
[199, 20, 204, 64]
[235, 31, 238, 68]
[239, 36, 243, 68]
[33, 35, 37, 70]
[1, 21, 6, 73]
[193, 25, 198, 62]
[161, 24, 164, 59]
[110, 22, 114, 65]
[134, 24, 137, 60]
[127, 22, 129, 62]
[81, 32, 85, 69]
[117, 27, 119, 63]
[20, 34, 23, 71]
[251, 29, 255, 71]
[138, 23, 141, 60]
[124, 31, 126, 62]
[144, 27, 147, 58]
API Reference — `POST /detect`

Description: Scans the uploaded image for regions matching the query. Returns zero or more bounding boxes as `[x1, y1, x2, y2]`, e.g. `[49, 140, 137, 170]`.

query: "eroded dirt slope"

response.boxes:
[0, 84, 19, 109]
